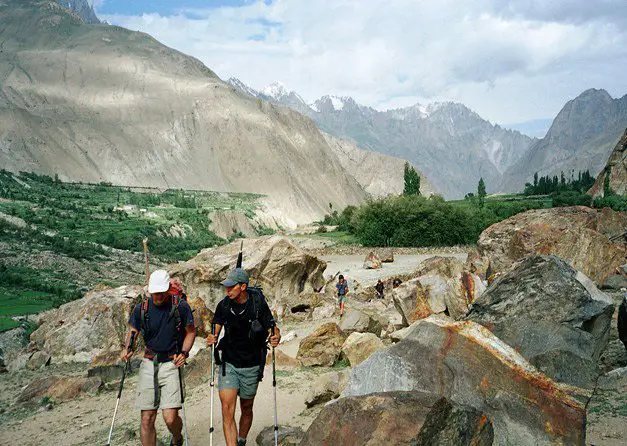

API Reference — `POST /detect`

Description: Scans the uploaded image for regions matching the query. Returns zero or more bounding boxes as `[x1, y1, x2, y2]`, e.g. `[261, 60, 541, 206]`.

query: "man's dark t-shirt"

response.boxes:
[213, 290, 274, 368]
[129, 298, 194, 353]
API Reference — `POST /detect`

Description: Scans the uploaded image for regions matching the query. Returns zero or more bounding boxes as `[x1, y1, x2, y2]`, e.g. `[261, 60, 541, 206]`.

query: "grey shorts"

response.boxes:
[338, 294, 347, 304]
[135, 358, 182, 411]
[218, 362, 261, 400]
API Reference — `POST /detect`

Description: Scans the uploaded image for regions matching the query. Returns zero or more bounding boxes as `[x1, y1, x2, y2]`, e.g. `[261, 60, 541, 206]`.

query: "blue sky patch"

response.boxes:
[97, 0, 255, 16]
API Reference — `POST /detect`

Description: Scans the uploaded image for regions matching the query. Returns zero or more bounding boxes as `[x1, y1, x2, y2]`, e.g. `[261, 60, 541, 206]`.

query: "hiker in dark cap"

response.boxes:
[208, 268, 281, 446]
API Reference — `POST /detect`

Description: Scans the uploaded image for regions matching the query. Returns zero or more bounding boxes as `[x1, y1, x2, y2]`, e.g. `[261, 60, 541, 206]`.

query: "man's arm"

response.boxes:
[174, 325, 196, 367]
[268, 325, 281, 347]
[207, 323, 222, 345]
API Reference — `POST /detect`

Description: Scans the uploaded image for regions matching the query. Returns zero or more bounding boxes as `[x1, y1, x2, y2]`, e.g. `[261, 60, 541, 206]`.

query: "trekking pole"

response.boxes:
[209, 323, 216, 446]
[142, 238, 150, 284]
[106, 331, 136, 445]
[271, 323, 278, 446]
[178, 364, 190, 445]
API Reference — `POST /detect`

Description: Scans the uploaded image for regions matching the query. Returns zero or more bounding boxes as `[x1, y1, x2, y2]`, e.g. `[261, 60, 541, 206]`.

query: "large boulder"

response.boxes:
[392, 272, 485, 325]
[588, 127, 627, 198]
[169, 236, 326, 317]
[363, 251, 382, 269]
[344, 316, 589, 445]
[301, 391, 493, 446]
[296, 323, 347, 367]
[29, 285, 142, 363]
[467, 255, 614, 389]
[377, 248, 395, 263]
[17, 376, 103, 404]
[341, 332, 385, 366]
[413, 397, 494, 446]
[256, 426, 304, 445]
[476, 206, 627, 285]
[338, 309, 383, 335]
[304, 369, 351, 408]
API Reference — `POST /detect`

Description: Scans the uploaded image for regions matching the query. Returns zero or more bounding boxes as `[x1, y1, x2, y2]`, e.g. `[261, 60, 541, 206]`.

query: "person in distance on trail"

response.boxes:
[120, 269, 196, 446]
[375, 279, 385, 299]
[336, 274, 349, 316]
[208, 268, 281, 446]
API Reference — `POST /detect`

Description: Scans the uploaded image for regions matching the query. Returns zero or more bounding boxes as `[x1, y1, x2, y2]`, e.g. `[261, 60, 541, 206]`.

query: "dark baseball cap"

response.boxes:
[221, 268, 250, 287]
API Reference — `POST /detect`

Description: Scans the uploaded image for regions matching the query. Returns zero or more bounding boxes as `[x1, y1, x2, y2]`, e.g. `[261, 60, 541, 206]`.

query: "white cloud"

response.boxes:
[101, 0, 627, 123]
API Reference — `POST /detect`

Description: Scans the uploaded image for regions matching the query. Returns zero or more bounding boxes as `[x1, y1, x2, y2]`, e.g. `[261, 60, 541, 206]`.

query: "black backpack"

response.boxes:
[214, 287, 272, 380]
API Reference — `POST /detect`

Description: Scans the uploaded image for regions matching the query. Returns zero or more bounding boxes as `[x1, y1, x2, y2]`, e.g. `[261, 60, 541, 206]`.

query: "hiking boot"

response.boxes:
[170, 438, 183, 446]
[237, 439, 247, 446]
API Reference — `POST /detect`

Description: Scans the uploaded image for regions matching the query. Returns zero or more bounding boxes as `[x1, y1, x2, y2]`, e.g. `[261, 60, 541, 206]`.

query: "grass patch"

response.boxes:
[0, 317, 20, 332]
[332, 359, 350, 368]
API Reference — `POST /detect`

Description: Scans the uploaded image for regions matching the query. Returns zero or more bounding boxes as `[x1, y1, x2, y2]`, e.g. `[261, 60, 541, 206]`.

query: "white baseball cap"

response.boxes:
[148, 270, 170, 293]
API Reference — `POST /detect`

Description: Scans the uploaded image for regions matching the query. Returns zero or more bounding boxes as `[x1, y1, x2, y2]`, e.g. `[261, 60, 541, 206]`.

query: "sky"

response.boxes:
[96, 0, 627, 125]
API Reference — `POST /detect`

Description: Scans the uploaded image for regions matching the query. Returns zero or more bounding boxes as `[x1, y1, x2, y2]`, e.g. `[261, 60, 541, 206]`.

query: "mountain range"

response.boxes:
[0, 0, 376, 227]
[229, 79, 627, 198]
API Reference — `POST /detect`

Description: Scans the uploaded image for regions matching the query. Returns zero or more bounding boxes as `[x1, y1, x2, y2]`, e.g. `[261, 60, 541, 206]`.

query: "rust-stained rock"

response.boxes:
[301, 391, 493, 446]
[467, 255, 614, 389]
[344, 316, 589, 445]
[29, 285, 142, 363]
[477, 206, 627, 285]
[392, 272, 484, 325]
[413, 397, 494, 446]
[296, 323, 347, 367]
[169, 236, 326, 316]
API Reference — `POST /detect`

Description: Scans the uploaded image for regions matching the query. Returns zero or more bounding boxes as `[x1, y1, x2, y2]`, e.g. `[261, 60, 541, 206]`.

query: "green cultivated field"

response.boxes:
[0, 170, 268, 330]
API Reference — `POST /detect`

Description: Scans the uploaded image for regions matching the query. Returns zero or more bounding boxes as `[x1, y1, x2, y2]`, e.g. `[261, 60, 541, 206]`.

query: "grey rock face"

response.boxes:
[343, 316, 588, 445]
[301, 391, 493, 446]
[54, 0, 100, 24]
[467, 255, 614, 388]
[502, 89, 627, 192]
[413, 397, 494, 446]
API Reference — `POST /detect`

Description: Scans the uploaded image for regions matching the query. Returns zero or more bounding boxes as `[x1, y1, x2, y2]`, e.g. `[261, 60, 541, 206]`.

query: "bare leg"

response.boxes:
[162, 408, 183, 443]
[238, 397, 255, 440]
[220, 389, 239, 446]
[140, 410, 158, 446]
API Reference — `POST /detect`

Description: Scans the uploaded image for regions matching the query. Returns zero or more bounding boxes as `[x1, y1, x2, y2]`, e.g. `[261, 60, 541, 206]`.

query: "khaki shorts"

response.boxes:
[135, 358, 182, 411]
[218, 362, 261, 400]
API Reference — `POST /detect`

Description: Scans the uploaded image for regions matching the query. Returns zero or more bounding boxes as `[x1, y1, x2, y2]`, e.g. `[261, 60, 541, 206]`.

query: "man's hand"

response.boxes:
[207, 334, 218, 345]
[173, 353, 187, 368]
[269, 333, 281, 348]
[120, 348, 132, 362]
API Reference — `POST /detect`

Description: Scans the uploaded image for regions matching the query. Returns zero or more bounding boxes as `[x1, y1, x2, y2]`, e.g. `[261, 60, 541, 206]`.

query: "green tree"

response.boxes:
[477, 178, 486, 207]
[603, 166, 613, 197]
[403, 162, 421, 196]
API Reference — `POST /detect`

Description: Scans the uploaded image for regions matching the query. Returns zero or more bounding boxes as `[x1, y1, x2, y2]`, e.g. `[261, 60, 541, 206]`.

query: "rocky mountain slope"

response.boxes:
[54, 0, 99, 24]
[0, 0, 368, 227]
[501, 89, 627, 192]
[589, 127, 627, 198]
[229, 78, 534, 199]
[322, 133, 437, 198]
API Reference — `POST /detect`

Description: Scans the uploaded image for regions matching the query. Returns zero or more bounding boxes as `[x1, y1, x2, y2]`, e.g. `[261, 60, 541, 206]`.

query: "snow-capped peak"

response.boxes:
[261, 81, 289, 100]
[227, 77, 259, 97]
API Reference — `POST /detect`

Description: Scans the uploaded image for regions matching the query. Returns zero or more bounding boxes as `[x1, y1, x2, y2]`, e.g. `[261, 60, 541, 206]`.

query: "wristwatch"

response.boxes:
[181, 350, 189, 358]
